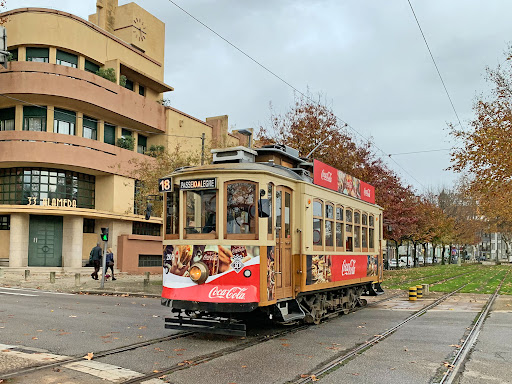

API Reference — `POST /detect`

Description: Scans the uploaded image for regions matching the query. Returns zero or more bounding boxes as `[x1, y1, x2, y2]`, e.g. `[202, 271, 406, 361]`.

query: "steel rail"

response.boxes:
[293, 284, 469, 384]
[434, 270, 510, 384]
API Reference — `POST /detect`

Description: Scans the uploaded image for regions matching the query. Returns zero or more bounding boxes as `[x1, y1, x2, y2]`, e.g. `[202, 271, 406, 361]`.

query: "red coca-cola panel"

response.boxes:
[162, 265, 260, 303]
[330, 255, 368, 282]
[313, 159, 338, 191]
[359, 181, 375, 204]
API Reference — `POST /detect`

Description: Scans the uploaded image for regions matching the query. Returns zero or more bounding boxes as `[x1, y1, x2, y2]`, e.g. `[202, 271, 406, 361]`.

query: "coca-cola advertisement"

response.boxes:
[162, 244, 260, 303]
[367, 255, 378, 277]
[306, 254, 372, 285]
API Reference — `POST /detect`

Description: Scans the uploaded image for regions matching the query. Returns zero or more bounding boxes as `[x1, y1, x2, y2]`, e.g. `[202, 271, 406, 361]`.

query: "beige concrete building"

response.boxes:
[0, 1, 247, 273]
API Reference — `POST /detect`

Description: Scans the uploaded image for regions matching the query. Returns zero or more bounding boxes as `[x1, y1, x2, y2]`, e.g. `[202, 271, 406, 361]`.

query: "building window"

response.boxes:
[121, 128, 132, 138]
[137, 134, 147, 154]
[56, 50, 78, 68]
[26, 47, 49, 63]
[138, 254, 162, 267]
[8, 49, 18, 61]
[104, 123, 116, 145]
[313, 199, 323, 250]
[0, 168, 95, 208]
[139, 85, 145, 96]
[124, 79, 134, 91]
[0, 107, 15, 131]
[0, 215, 9, 230]
[83, 116, 97, 140]
[84, 60, 100, 74]
[133, 221, 161, 236]
[23, 106, 47, 131]
[53, 108, 76, 135]
[83, 218, 95, 233]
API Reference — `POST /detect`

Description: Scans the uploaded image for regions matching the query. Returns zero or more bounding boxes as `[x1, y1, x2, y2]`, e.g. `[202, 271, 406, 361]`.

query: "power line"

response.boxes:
[407, 0, 463, 130]
[388, 148, 451, 157]
[167, 0, 428, 190]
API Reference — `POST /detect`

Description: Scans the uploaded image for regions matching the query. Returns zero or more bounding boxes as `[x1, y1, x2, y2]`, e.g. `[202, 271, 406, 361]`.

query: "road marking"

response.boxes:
[0, 290, 39, 297]
[0, 287, 75, 296]
[0, 344, 69, 363]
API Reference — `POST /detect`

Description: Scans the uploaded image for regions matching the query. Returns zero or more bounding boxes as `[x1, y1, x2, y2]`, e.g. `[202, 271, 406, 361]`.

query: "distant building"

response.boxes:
[0, 0, 246, 273]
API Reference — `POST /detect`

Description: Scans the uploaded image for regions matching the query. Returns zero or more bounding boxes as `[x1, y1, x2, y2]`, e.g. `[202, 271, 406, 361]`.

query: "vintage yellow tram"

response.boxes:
[160, 144, 384, 335]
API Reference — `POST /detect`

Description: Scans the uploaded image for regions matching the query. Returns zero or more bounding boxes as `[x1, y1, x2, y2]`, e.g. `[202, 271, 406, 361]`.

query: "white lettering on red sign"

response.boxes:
[208, 286, 248, 300]
[321, 169, 332, 183]
[341, 260, 357, 276]
[363, 188, 371, 198]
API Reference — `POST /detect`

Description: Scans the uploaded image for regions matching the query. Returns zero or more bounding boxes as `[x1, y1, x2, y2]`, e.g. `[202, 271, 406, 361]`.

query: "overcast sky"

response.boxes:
[5, 0, 512, 193]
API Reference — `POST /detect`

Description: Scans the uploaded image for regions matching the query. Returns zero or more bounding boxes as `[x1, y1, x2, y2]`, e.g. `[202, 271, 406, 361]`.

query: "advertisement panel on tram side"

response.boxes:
[306, 254, 378, 285]
[162, 244, 260, 303]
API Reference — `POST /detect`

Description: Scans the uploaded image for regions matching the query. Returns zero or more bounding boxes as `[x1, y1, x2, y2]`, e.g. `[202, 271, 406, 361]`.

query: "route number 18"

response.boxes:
[158, 177, 173, 192]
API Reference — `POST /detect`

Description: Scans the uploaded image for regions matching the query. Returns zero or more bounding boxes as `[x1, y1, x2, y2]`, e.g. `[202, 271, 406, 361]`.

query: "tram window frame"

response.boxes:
[345, 208, 353, 251]
[165, 188, 180, 240]
[313, 199, 323, 251]
[325, 202, 334, 251]
[354, 210, 361, 251]
[183, 189, 218, 240]
[362, 212, 368, 251]
[335, 205, 344, 251]
[267, 183, 274, 240]
[224, 180, 259, 240]
[369, 214, 375, 250]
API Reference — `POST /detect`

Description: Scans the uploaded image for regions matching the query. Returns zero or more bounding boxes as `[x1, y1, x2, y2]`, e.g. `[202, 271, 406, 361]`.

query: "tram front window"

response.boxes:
[185, 189, 217, 236]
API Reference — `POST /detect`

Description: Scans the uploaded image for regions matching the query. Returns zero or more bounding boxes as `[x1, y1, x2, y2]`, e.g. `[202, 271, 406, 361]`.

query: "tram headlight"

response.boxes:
[189, 262, 209, 284]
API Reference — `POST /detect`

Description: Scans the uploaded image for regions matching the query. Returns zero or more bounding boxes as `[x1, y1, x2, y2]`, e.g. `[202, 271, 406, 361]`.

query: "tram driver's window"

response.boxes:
[165, 187, 179, 239]
[184, 189, 217, 238]
[226, 181, 258, 238]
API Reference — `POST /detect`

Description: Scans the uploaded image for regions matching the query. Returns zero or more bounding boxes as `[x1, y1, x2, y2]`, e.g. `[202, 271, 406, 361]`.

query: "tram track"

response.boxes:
[0, 292, 400, 382]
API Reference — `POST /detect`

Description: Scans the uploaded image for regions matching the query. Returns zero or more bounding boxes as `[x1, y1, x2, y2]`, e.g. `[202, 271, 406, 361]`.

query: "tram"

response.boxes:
[159, 144, 384, 335]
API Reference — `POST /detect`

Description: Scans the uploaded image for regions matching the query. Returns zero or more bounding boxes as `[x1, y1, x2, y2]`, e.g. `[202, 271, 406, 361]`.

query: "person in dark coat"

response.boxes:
[105, 247, 116, 281]
[89, 243, 102, 280]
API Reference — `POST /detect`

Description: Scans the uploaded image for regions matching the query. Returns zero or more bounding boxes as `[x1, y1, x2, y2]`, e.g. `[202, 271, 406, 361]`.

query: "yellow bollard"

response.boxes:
[416, 285, 422, 298]
[409, 286, 417, 301]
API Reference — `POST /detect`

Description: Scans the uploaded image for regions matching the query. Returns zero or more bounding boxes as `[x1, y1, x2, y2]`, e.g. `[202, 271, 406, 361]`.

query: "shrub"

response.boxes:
[116, 136, 135, 150]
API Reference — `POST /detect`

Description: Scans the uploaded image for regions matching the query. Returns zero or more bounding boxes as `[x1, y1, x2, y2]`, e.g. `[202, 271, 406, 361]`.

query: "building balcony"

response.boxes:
[0, 61, 166, 133]
[0, 130, 153, 177]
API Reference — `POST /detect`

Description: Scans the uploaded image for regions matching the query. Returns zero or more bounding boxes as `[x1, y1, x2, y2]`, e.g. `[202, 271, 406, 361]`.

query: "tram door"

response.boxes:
[275, 186, 293, 299]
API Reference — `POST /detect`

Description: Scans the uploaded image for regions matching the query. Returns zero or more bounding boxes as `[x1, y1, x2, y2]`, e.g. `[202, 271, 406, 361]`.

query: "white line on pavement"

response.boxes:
[0, 291, 39, 297]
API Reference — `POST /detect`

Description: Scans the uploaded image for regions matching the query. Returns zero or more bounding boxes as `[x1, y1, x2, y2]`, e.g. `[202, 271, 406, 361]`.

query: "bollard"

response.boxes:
[416, 285, 422, 298]
[50, 272, 56, 284]
[75, 273, 80, 287]
[0, 268, 3, 278]
[144, 272, 150, 280]
[25, 269, 30, 280]
[422, 283, 429, 296]
[409, 286, 417, 301]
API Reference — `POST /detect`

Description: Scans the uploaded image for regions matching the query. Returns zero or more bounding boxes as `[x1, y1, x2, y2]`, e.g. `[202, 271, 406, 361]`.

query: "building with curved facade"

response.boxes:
[0, 0, 244, 273]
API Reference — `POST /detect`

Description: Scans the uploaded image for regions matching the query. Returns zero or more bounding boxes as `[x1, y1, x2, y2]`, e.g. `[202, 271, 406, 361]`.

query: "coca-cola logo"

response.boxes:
[208, 286, 248, 300]
[321, 169, 332, 183]
[363, 188, 371, 198]
[342, 259, 356, 276]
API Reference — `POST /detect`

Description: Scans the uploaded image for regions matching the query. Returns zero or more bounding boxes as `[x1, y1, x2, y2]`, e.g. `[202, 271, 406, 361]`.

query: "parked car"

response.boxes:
[389, 258, 406, 268]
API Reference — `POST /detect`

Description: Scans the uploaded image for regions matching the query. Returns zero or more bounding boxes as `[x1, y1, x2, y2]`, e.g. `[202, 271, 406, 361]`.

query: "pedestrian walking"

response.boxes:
[89, 242, 102, 280]
[105, 248, 116, 281]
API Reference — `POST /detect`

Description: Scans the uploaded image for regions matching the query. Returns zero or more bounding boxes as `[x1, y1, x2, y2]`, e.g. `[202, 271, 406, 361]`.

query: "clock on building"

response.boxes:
[132, 17, 147, 42]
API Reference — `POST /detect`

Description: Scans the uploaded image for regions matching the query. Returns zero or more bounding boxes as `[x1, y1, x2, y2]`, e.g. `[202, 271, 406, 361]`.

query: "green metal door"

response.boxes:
[28, 215, 63, 267]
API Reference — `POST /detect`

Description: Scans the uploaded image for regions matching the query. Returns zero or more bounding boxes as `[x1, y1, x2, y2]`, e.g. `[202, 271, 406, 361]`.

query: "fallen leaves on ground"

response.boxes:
[84, 352, 94, 361]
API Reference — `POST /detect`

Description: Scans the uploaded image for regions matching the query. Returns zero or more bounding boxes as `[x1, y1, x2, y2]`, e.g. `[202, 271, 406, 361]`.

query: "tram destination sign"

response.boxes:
[180, 178, 217, 190]
[313, 159, 375, 204]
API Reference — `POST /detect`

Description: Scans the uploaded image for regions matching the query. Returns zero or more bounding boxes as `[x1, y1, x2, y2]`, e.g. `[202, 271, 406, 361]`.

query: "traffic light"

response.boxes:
[100, 227, 109, 242]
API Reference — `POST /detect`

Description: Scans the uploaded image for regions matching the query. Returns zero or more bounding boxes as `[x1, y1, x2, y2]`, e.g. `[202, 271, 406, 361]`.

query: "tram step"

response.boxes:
[277, 299, 305, 322]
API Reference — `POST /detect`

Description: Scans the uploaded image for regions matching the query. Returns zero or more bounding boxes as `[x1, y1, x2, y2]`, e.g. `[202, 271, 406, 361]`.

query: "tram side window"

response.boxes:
[336, 206, 344, 250]
[345, 208, 353, 251]
[354, 211, 361, 250]
[369, 215, 375, 249]
[362, 213, 368, 250]
[185, 189, 217, 238]
[325, 203, 334, 249]
[226, 181, 258, 238]
[165, 188, 179, 238]
[313, 199, 323, 250]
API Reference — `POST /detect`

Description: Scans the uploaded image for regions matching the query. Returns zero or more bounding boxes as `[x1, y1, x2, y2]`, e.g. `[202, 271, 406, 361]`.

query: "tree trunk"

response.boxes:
[449, 243, 453, 264]
[441, 245, 446, 265]
[413, 242, 418, 267]
[395, 241, 400, 269]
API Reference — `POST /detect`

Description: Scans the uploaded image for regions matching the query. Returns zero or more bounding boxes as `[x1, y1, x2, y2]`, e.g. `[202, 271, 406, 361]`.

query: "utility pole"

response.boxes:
[201, 133, 205, 165]
[0, 27, 8, 69]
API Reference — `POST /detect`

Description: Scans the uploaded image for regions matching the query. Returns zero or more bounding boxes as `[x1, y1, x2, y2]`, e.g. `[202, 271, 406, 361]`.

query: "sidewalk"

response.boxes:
[0, 268, 163, 297]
